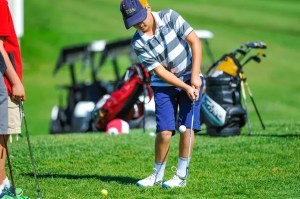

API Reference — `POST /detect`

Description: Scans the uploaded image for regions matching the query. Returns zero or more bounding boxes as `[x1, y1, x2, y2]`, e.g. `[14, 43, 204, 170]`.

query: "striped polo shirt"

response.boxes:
[132, 9, 194, 87]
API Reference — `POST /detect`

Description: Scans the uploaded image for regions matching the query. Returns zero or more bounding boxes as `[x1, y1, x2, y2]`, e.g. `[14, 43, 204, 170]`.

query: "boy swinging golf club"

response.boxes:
[120, 0, 204, 188]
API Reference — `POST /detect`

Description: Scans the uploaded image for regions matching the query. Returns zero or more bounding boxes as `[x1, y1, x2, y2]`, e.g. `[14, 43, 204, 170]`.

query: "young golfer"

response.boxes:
[120, 0, 204, 188]
[0, 0, 27, 197]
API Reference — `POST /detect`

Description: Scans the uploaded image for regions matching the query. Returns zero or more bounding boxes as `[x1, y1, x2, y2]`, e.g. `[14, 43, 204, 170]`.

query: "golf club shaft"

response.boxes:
[241, 55, 260, 67]
[142, 85, 146, 133]
[244, 81, 265, 130]
[21, 103, 42, 199]
[238, 48, 251, 62]
[2, 135, 16, 196]
[186, 99, 195, 179]
[240, 78, 252, 135]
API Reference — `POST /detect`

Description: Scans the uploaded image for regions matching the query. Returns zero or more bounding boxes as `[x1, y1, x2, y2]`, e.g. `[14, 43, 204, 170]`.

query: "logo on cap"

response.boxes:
[126, 8, 136, 15]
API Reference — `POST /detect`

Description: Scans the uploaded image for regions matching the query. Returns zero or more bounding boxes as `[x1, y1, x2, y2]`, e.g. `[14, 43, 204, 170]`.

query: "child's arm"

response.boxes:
[0, 37, 26, 101]
[154, 65, 196, 100]
[153, 30, 202, 101]
[185, 30, 202, 99]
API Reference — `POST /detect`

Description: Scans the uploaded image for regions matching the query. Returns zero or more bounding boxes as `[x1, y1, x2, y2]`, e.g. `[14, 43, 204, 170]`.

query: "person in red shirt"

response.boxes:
[0, 0, 27, 197]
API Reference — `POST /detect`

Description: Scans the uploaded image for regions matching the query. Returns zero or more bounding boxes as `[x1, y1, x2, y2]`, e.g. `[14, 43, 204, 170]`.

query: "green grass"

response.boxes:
[7, 122, 300, 198]
[5, 0, 300, 198]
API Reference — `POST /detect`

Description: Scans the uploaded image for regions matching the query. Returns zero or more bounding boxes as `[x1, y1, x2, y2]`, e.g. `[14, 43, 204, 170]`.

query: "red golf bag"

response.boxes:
[92, 63, 152, 131]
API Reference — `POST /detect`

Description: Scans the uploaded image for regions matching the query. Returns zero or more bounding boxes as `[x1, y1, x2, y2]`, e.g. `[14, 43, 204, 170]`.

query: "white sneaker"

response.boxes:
[162, 174, 186, 188]
[136, 172, 163, 187]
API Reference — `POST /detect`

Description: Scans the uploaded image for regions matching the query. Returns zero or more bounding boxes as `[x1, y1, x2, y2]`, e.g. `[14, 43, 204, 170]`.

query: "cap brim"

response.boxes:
[124, 8, 147, 29]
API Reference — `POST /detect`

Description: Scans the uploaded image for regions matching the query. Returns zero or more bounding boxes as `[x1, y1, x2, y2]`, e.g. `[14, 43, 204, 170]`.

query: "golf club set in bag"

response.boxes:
[200, 41, 267, 136]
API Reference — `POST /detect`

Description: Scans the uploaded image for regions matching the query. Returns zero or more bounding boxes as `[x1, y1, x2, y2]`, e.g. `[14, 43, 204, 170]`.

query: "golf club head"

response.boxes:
[253, 56, 261, 63]
[242, 55, 261, 67]
[236, 49, 247, 56]
[244, 41, 267, 49]
[258, 50, 267, 57]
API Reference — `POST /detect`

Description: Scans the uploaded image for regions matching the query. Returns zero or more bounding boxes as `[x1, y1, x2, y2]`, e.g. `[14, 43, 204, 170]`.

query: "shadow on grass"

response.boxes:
[23, 173, 138, 184]
[197, 132, 300, 138]
[247, 133, 300, 138]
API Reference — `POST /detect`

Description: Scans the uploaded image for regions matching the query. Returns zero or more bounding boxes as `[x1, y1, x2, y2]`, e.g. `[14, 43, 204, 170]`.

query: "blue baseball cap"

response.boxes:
[120, 0, 148, 29]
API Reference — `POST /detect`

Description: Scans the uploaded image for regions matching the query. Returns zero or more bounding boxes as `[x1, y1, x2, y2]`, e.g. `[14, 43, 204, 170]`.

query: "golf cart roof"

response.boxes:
[195, 30, 214, 40]
[195, 30, 215, 64]
[53, 38, 133, 77]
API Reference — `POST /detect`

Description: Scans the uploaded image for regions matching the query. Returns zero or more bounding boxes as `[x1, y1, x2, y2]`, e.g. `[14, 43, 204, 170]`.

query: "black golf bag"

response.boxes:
[201, 54, 246, 136]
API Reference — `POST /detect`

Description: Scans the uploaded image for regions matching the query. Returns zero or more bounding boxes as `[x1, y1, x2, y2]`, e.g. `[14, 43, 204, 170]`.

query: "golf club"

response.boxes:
[240, 74, 252, 135]
[242, 50, 266, 67]
[242, 55, 261, 67]
[230, 46, 247, 62]
[2, 135, 16, 196]
[185, 99, 196, 179]
[244, 41, 267, 49]
[237, 41, 266, 62]
[206, 41, 266, 76]
[21, 102, 42, 199]
[235, 49, 247, 56]
[244, 79, 266, 130]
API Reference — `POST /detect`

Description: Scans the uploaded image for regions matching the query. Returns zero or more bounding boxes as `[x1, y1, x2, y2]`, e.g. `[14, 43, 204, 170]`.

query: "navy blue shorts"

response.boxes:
[152, 78, 203, 134]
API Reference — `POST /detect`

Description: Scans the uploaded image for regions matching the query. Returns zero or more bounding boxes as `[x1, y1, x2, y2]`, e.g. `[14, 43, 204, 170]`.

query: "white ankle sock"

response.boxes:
[177, 157, 188, 178]
[154, 162, 166, 180]
[3, 177, 10, 188]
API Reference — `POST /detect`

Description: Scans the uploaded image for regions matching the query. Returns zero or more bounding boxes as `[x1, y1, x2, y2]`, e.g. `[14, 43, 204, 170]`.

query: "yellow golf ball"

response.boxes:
[101, 189, 108, 197]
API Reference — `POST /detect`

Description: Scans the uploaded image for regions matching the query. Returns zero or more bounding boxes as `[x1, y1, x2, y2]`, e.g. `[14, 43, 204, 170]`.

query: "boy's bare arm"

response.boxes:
[185, 31, 202, 91]
[0, 37, 26, 101]
[153, 65, 196, 100]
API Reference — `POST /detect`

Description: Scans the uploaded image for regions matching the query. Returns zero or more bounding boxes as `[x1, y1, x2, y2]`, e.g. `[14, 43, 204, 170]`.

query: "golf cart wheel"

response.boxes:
[143, 114, 156, 130]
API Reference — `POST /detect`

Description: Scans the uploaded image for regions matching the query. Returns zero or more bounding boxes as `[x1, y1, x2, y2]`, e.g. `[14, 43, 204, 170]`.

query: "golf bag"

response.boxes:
[201, 54, 246, 136]
[92, 63, 152, 131]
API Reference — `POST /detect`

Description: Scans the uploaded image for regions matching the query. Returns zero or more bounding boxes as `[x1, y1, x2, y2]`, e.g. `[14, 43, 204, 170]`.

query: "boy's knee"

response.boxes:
[157, 130, 173, 141]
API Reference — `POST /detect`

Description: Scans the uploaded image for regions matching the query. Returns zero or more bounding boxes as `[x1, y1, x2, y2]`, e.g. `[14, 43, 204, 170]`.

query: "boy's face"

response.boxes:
[133, 8, 152, 32]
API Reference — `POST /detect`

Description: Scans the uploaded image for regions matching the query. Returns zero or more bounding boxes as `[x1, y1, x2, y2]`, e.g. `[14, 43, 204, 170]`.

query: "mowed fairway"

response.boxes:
[8, 123, 300, 198]
[5, 0, 300, 198]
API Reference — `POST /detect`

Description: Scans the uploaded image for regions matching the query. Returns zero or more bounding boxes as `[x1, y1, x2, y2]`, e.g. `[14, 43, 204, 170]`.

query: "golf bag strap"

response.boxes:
[133, 63, 153, 102]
